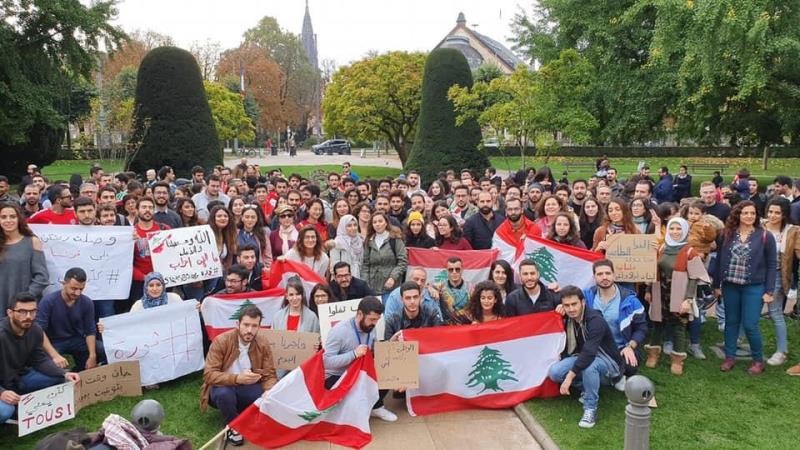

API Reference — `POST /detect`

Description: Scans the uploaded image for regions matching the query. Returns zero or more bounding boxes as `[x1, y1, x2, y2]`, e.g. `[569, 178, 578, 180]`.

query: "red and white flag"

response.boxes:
[231, 351, 379, 449]
[201, 288, 285, 340]
[407, 248, 499, 285]
[268, 259, 327, 295]
[404, 312, 565, 416]
[493, 222, 604, 289]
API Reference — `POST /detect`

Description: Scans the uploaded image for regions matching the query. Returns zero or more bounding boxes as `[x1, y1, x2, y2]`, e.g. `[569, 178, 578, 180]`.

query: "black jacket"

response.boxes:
[1, 318, 65, 392]
[246, 263, 265, 291]
[564, 308, 624, 378]
[463, 212, 505, 250]
[329, 277, 376, 302]
[504, 283, 559, 317]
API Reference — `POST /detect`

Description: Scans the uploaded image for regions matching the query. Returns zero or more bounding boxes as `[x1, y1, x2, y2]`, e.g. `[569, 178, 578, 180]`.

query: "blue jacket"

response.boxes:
[711, 228, 777, 292]
[653, 174, 674, 204]
[582, 285, 647, 347]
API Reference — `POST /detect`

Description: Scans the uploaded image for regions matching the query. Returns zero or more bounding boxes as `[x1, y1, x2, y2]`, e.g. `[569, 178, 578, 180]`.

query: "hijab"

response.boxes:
[335, 215, 364, 262]
[141, 272, 169, 309]
[664, 217, 690, 250]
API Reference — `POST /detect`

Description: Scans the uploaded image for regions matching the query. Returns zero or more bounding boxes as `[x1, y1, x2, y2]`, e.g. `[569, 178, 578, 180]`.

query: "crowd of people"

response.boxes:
[1, 157, 799, 445]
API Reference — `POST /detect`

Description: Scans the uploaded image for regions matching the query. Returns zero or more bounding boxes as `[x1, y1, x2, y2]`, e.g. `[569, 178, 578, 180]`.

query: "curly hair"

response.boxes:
[548, 212, 582, 246]
[724, 200, 760, 239]
[467, 281, 505, 323]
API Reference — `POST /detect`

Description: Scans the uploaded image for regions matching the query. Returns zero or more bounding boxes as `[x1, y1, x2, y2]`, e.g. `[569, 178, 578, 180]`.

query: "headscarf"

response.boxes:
[335, 215, 363, 262]
[141, 272, 169, 309]
[665, 217, 690, 248]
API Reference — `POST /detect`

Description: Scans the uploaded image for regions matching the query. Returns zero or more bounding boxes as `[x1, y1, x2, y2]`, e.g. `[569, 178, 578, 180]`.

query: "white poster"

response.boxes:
[318, 298, 385, 345]
[17, 382, 75, 437]
[147, 225, 222, 287]
[30, 225, 134, 300]
[101, 300, 204, 385]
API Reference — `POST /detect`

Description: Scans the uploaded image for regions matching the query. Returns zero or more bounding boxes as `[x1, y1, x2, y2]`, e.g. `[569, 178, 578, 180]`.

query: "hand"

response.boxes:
[86, 354, 98, 369]
[64, 372, 81, 383]
[621, 346, 638, 367]
[554, 304, 565, 316]
[644, 292, 652, 303]
[559, 378, 572, 396]
[650, 210, 661, 228]
[276, 255, 286, 261]
[390, 331, 402, 342]
[595, 240, 608, 251]
[52, 354, 68, 369]
[679, 299, 692, 315]
[763, 293, 774, 304]
[97, 322, 105, 333]
[0, 390, 20, 405]
[236, 370, 261, 385]
[396, 387, 407, 393]
[430, 247, 439, 251]
[714, 288, 722, 299]
[547, 282, 560, 292]
[354, 345, 369, 357]
[428, 285, 440, 300]
[384, 278, 395, 290]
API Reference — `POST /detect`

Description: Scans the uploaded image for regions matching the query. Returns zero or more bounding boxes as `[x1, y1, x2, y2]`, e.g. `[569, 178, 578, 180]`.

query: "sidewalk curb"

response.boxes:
[513, 403, 560, 450]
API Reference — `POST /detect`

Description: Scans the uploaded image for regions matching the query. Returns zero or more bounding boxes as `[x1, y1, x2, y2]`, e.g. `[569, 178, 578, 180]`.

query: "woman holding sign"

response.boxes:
[272, 280, 321, 378]
[0, 203, 49, 312]
[592, 199, 640, 252]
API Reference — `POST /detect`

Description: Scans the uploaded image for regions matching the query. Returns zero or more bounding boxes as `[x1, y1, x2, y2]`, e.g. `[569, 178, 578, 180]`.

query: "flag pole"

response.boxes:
[198, 426, 228, 450]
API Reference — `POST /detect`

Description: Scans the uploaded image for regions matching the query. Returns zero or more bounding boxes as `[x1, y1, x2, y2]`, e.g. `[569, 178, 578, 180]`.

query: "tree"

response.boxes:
[102, 30, 175, 84]
[473, 63, 504, 84]
[405, 49, 489, 183]
[204, 81, 256, 143]
[466, 346, 518, 393]
[0, 0, 124, 178]
[190, 38, 222, 81]
[229, 300, 255, 320]
[323, 51, 426, 164]
[127, 46, 221, 176]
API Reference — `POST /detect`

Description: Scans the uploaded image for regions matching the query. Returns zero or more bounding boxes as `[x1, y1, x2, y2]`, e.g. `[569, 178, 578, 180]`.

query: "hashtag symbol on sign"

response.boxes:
[107, 270, 119, 284]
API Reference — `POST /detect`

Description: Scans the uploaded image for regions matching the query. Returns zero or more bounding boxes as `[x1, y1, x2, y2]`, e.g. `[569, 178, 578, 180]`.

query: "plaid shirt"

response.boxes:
[724, 239, 751, 285]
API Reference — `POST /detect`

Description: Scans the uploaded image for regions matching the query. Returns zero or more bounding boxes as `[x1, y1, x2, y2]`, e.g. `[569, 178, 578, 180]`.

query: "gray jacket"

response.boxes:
[362, 237, 408, 293]
[323, 317, 375, 378]
[272, 306, 320, 333]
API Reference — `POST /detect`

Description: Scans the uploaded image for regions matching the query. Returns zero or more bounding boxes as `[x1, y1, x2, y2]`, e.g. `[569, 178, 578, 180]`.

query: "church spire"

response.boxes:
[301, 0, 318, 69]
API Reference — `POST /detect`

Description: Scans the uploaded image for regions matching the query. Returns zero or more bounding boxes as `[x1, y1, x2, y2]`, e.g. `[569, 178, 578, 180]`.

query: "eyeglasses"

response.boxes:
[12, 308, 37, 316]
[279, 213, 294, 218]
[447, 267, 462, 273]
[225, 278, 243, 284]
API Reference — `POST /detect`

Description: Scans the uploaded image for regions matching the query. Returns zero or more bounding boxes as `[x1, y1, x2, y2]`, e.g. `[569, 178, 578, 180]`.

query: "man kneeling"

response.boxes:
[200, 305, 277, 446]
[548, 286, 624, 429]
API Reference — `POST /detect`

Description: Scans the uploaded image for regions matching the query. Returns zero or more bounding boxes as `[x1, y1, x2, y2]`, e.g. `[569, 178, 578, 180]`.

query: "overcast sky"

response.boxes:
[112, 0, 533, 66]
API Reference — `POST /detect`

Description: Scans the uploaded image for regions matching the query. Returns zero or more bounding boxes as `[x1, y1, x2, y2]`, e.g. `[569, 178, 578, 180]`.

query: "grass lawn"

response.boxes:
[527, 317, 800, 450]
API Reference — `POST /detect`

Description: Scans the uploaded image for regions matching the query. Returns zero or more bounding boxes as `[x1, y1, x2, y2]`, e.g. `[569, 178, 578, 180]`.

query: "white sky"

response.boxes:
[112, 0, 533, 66]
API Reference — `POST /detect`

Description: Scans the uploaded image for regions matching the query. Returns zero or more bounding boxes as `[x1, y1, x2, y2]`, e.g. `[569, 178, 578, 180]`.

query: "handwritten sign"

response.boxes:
[605, 234, 657, 282]
[374, 341, 419, 389]
[318, 299, 385, 345]
[101, 300, 204, 386]
[148, 225, 222, 287]
[75, 361, 142, 411]
[262, 330, 320, 370]
[18, 382, 75, 437]
[30, 225, 134, 299]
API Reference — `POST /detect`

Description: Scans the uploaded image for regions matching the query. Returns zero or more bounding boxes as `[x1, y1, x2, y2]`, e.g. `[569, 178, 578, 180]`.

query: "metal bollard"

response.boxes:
[623, 375, 654, 450]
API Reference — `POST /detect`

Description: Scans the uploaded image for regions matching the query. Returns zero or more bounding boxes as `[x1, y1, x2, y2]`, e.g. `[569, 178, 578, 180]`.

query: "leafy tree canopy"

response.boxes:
[204, 81, 256, 143]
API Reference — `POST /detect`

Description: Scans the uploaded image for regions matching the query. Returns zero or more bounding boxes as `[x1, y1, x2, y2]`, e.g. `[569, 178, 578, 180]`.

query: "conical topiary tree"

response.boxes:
[404, 48, 489, 184]
[127, 46, 221, 176]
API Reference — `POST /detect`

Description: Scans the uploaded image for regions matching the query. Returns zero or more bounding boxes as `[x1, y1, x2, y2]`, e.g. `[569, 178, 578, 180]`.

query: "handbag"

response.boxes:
[695, 284, 717, 311]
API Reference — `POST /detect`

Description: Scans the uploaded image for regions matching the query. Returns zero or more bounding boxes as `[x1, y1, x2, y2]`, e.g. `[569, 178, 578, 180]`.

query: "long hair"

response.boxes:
[629, 197, 652, 221]
[281, 279, 307, 309]
[548, 212, 581, 245]
[332, 199, 351, 228]
[305, 198, 326, 224]
[765, 197, 790, 231]
[602, 198, 638, 234]
[434, 214, 463, 246]
[308, 283, 334, 315]
[724, 200, 760, 239]
[209, 205, 238, 265]
[294, 225, 323, 259]
[238, 203, 269, 258]
[467, 281, 505, 323]
[427, 180, 447, 202]
[579, 198, 604, 225]
[366, 211, 401, 241]
[0, 203, 34, 261]
[175, 198, 200, 226]
[536, 194, 567, 219]
[489, 260, 515, 294]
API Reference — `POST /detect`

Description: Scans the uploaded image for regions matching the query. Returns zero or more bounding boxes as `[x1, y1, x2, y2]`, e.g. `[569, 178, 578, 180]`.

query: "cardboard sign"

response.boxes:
[18, 382, 75, 437]
[148, 225, 223, 287]
[318, 299, 385, 345]
[605, 234, 657, 282]
[75, 361, 142, 411]
[262, 330, 320, 370]
[101, 300, 204, 386]
[374, 341, 419, 389]
[30, 225, 134, 299]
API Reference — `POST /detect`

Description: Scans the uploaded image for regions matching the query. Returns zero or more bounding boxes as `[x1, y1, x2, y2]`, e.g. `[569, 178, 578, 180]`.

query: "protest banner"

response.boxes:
[101, 300, 204, 386]
[262, 330, 320, 370]
[30, 225, 134, 299]
[317, 299, 385, 344]
[75, 361, 142, 411]
[147, 225, 222, 287]
[374, 341, 419, 390]
[605, 234, 658, 282]
[18, 382, 75, 437]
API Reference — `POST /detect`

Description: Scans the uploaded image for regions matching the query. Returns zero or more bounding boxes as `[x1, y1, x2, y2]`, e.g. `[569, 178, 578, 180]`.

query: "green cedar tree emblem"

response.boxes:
[466, 346, 519, 393]
[525, 247, 558, 283]
[228, 299, 255, 320]
[298, 405, 335, 422]
[434, 269, 448, 284]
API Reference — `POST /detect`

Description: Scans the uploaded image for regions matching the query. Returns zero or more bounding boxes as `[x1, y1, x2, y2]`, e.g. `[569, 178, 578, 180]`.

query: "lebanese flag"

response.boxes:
[201, 288, 285, 339]
[404, 312, 565, 416]
[268, 259, 327, 296]
[493, 222, 604, 289]
[407, 248, 499, 285]
[231, 351, 379, 449]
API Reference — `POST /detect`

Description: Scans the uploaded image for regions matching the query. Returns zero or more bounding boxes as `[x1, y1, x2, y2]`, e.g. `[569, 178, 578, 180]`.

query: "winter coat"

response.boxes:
[362, 235, 408, 293]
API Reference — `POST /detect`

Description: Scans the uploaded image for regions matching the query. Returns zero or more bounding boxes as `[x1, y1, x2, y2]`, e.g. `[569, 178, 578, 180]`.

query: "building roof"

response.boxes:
[435, 12, 527, 73]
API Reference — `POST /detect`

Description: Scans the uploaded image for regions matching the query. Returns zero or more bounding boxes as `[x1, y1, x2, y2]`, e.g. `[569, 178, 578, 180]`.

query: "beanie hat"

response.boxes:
[407, 211, 424, 225]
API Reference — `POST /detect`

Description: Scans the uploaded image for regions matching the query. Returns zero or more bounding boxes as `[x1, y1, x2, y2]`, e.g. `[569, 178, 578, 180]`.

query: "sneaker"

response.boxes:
[689, 344, 706, 360]
[578, 393, 585, 405]
[613, 376, 626, 392]
[226, 429, 244, 447]
[578, 408, 597, 428]
[662, 341, 674, 356]
[747, 361, 765, 375]
[786, 364, 800, 376]
[720, 357, 736, 372]
[767, 352, 788, 366]
[370, 406, 398, 422]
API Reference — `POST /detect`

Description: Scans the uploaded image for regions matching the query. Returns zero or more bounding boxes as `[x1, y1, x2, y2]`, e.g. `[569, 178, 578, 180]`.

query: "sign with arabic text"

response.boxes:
[605, 234, 657, 282]
[75, 361, 142, 411]
[18, 382, 75, 437]
[148, 225, 222, 287]
[31, 225, 134, 299]
[318, 298, 385, 345]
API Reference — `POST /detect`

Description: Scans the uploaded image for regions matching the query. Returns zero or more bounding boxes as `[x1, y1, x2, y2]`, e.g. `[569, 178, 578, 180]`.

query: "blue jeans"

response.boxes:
[52, 336, 106, 372]
[0, 370, 66, 423]
[769, 276, 788, 354]
[722, 283, 765, 361]
[548, 355, 618, 410]
[209, 384, 264, 424]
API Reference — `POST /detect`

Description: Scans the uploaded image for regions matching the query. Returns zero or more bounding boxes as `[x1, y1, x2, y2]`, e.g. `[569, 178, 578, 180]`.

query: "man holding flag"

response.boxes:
[323, 297, 397, 422]
[494, 197, 541, 263]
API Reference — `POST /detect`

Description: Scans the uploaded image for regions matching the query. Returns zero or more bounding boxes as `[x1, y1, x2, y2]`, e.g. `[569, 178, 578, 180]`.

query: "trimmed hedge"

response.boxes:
[487, 146, 800, 158]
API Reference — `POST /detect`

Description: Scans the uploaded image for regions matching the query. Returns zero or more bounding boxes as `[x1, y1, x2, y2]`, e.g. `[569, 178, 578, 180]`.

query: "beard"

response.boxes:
[359, 318, 375, 333]
[479, 206, 493, 215]
[508, 212, 522, 222]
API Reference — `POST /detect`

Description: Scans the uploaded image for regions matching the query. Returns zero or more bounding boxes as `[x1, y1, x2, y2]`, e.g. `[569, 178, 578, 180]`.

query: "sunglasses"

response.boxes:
[447, 267, 462, 273]
[279, 213, 294, 218]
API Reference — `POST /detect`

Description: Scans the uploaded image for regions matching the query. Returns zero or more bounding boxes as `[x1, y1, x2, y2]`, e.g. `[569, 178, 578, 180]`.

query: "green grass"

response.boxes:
[40, 159, 124, 183]
[527, 318, 800, 450]
[0, 373, 222, 449]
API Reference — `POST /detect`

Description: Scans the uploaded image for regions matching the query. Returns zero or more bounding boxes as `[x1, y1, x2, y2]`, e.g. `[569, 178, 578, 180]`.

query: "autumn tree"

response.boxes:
[323, 51, 426, 164]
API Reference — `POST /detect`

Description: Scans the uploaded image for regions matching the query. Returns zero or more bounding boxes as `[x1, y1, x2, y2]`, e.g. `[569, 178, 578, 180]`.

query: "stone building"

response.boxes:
[435, 12, 526, 74]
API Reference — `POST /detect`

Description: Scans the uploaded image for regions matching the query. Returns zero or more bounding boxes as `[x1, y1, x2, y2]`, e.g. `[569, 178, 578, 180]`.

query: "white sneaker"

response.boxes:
[689, 344, 706, 360]
[578, 408, 597, 428]
[613, 376, 626, 392]
[370, 406, 398, 422]
[662, 341, 674, 356]
[767, 352, 788, 366]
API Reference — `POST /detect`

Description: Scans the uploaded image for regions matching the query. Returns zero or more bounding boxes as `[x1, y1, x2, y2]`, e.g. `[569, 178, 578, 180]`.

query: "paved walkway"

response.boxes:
[224, 148, 403, 169]
[238, 396, 541, 450]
